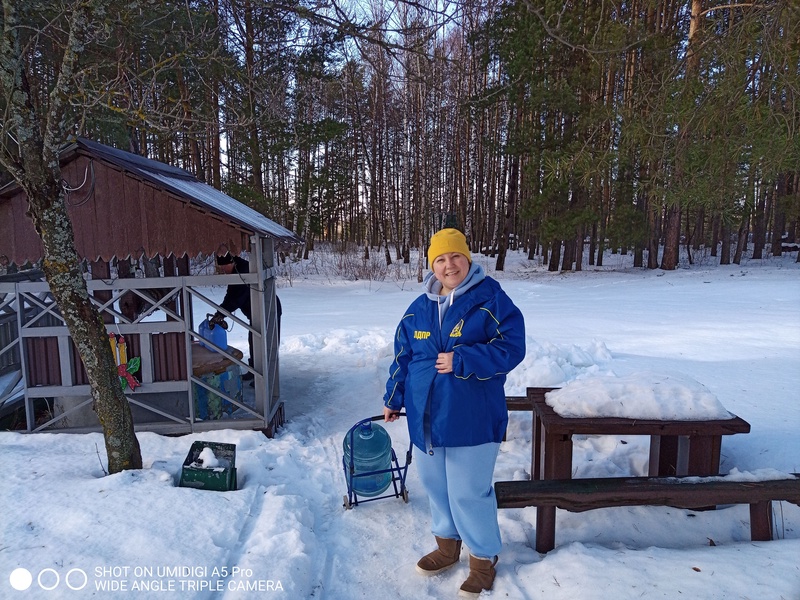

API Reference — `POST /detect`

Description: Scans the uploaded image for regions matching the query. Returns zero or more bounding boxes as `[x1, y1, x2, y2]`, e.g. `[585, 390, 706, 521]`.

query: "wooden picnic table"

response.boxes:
[507, 386, 751, 551]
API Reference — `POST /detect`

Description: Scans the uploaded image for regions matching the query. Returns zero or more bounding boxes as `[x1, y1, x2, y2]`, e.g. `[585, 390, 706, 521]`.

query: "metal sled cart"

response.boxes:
[342, 414, 412, 509]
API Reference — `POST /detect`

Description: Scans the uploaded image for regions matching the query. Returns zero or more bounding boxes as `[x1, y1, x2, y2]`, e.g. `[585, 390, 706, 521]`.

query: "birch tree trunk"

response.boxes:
[0, 0, 141, 473]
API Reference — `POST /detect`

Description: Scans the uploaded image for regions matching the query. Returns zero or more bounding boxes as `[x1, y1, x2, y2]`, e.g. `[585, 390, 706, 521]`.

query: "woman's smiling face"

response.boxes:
[432, 252, 470, 294]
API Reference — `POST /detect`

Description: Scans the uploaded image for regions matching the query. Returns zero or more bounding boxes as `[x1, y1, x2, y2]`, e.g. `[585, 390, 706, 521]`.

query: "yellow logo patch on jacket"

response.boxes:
[414, 330, 431, 340]
[449, 320, 464, 338]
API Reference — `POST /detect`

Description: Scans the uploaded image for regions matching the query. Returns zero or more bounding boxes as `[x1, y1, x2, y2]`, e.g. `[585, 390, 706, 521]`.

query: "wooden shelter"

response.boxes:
[0, 137, 302, 435]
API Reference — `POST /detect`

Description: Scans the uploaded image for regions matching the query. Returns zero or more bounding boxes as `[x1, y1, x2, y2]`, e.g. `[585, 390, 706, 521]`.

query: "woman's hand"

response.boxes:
[435, 352, 454, 374]
[384, 406, 401, 422]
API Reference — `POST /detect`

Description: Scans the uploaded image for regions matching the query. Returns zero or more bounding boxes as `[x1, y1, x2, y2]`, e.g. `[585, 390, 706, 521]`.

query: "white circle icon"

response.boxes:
[37, 568, 60, 591]
[66, 568, 88, 591]
[9, 568, 33, 591]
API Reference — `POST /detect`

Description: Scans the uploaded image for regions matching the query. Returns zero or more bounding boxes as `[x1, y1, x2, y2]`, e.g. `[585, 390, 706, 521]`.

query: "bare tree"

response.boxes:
[0, 0, 141, 472]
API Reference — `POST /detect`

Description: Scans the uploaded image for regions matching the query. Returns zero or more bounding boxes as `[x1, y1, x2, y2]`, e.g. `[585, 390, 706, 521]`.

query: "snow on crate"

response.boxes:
[194, 446, 221, 469]
[545, 371, 734, 420]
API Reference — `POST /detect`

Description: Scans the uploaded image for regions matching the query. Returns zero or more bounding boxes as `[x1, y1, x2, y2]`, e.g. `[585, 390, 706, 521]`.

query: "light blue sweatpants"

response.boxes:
[415, 442, 502, 559]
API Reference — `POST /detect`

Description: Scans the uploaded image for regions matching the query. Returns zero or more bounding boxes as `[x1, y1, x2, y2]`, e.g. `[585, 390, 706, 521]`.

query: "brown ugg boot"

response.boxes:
[415, 536, 462, 576]
[458, 554, 497, 597]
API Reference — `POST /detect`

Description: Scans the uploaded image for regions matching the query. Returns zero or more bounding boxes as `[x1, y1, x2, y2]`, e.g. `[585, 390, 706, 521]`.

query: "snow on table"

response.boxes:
[545, 371, 735, 420]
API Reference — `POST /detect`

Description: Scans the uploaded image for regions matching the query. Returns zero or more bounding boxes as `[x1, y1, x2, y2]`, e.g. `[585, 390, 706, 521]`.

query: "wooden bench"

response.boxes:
[495, 474, 800, 553]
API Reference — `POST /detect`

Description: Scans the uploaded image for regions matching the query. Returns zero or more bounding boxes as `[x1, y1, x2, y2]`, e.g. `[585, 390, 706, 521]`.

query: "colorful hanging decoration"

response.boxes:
[109, 332, 141, 391]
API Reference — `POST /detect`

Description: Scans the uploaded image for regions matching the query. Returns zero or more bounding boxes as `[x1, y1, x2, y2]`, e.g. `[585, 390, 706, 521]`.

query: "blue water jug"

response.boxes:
[199, 316, 227, 351]
[343, 421, 393, 497]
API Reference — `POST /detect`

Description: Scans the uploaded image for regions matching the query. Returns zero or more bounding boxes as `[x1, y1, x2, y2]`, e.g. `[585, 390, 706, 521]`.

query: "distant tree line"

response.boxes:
[1, 0, 797, 472]
[4, 1, 799, 273]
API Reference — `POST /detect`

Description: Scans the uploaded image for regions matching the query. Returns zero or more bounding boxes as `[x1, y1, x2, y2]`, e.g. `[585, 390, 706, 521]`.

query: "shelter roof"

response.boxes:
[0, 137, 302, 264]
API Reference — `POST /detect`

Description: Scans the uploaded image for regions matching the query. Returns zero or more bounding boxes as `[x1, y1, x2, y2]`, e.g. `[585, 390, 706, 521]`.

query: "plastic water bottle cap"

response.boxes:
[359, 422, 374, 438]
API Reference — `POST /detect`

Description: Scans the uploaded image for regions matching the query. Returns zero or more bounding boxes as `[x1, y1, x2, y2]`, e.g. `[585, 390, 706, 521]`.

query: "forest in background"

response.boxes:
[3, 1, 799, 273]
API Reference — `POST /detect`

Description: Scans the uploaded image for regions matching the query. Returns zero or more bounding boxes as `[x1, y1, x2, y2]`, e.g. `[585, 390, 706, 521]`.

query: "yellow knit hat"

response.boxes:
[427, 228, 472, 267]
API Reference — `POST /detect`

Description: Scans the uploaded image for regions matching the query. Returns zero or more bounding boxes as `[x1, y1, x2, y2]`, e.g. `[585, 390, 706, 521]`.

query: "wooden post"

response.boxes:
[749, 501, 773, 541]
[533, 412, 542, 480]
[656, 435, 680, 476]
[687, 435, 716, 476]
[536, 431, 573, 553]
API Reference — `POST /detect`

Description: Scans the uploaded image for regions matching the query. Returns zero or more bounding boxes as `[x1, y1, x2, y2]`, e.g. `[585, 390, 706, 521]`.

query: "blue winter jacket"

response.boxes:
[384, 270, 526, 452]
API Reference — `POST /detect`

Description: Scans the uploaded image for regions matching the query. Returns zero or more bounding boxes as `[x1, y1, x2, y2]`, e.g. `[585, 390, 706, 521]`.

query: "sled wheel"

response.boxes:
[343, 495, 353, 510]
[402, 489, 409, 503]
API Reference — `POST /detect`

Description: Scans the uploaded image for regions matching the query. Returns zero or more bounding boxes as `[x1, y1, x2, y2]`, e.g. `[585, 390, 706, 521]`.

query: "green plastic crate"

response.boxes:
[179, 441, 237, 491]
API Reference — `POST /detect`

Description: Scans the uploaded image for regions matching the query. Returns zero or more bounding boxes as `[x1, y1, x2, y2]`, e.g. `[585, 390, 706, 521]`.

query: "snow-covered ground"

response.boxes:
[2, 248, 799, 599]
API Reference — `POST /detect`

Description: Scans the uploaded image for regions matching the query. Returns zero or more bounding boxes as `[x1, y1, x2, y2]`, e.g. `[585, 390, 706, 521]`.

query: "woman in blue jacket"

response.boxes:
[384, 228, 525, 597]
